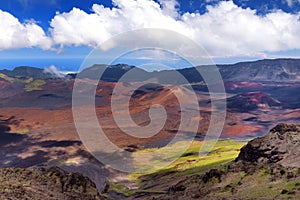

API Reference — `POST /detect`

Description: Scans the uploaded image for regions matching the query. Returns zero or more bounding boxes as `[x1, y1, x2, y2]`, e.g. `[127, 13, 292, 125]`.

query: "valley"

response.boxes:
[0, 58, 300, 199]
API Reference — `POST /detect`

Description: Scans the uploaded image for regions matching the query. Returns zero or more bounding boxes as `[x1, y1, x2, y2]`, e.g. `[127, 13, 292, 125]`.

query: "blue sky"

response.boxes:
[1, 0, 300, 71]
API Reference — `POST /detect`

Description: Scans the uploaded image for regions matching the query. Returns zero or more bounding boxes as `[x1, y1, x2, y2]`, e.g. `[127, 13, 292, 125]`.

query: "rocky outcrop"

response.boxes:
[0, 167, 106, 200]
[236, 123, 300, 168]
[153, 123, 300, 200]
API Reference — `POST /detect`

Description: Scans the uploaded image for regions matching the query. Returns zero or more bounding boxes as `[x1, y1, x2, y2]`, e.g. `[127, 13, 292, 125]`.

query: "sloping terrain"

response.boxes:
[135, 123, 300, 200]
[0, 60, 300, 199]
[227, 92, 281, 112]
[0, 167, 106, 200]
[236, 123, 300, 168]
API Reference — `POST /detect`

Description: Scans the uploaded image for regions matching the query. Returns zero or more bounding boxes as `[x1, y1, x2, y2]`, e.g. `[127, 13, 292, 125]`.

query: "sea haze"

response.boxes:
[0, 58, 83, 71]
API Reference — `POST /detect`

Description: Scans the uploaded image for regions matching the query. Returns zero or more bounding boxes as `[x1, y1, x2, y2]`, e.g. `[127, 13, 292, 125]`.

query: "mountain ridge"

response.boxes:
[2, 58, 300, 83]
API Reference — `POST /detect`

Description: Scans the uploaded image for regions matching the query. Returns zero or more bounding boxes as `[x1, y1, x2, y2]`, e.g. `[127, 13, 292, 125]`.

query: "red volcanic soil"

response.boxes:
[283, 109, 300, 120]
[223, 124, 265, 137]
[0, 80, 25, 99]
[227, 91, 281, 112]
[42, 79, 74, 91]
[241, 92, 272, 103]
[225, 81, 264, 91]
[0, 108, 76, 140]
[1, 79, 299, 148]
[0, 82, 202, 149]
[95, 83, 183, 148]
[0, 80, 10, 90]
[0, 106, 177, 148]
[0, 80, 182, 148]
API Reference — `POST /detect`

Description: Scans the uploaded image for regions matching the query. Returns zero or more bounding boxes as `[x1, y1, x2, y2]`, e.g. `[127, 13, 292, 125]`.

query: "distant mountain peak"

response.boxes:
[3, 58, 300, 83]
[0, 66, 53, 79]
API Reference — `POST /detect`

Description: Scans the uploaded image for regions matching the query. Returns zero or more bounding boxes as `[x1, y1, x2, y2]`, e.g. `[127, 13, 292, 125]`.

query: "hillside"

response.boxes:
[0, 66, 53, 79]
[218, 58, 300, 82]
[133, 123, 300, 199]
[227, 92, 281, 112]
[0, 59, 300, 199]
[0, 167, 106, 200]
[236, 123, 300, 168]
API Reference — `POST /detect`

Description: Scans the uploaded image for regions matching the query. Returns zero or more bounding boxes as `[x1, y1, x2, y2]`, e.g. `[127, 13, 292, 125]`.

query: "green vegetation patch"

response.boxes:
[25, 79, 46, 92]
[210, 169, 300, 199]
[108, 182, 166, 197]
[130, 139, 246, 181]
[0, 73, 14, 82]
[13, 128, 31, 134]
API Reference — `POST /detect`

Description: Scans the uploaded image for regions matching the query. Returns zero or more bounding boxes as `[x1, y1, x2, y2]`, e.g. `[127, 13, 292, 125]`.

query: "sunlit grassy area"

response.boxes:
[108, 139, 246, 197]
[13, 128, 31, 134]
[0, 74, 45, 91]
[129, 139, 246, 180]
[0, 73, 14, 82]
[108, 182, 166, 197]
[0, 73, 36, 84]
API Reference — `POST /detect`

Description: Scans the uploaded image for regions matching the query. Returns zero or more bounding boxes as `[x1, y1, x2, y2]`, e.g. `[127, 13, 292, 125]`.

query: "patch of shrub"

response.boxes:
[280, 169, 286, 175]
[263, 170, 270, 175]
[281, 189, 288, 194]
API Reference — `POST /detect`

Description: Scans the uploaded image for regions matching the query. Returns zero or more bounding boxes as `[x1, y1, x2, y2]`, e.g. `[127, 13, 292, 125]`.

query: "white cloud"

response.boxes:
[285, 0, 300, 7]
[286, 0, 293, 7]
[158, 0, 180, 18]
[0, 10, 52, 50]
[50, 0, 185, 48]
[182, 2, 300, 56]
[1, 0, 300, 58]
[49, 0, 300, 58]
[44, 65, 64, 77]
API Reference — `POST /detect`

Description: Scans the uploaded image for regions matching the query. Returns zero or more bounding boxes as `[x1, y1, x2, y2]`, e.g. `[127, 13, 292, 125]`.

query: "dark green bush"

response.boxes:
[281, 189, 288, 194]
[280, 169, 286, 175]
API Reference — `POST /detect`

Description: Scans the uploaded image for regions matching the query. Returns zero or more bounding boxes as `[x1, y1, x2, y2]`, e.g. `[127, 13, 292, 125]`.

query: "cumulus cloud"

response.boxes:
[2, 0, 300, 58]
[50, 0, 185, 48]
[158, 0, 180, 18]
[0, 10, 52, 50]
[183, 2, 300, 56]
[285, 0, 300, 7]
[49, 0, 300, 58]
[44, 65, 64, 77]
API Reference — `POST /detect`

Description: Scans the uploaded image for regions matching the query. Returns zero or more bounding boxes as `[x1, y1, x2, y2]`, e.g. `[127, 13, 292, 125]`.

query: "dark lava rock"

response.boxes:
[202, 169, 224, 183]
[236, 123, 300, 168]
[0, 166, 106, 200]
